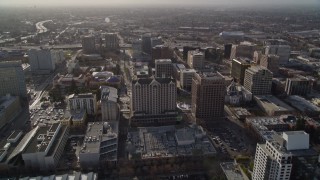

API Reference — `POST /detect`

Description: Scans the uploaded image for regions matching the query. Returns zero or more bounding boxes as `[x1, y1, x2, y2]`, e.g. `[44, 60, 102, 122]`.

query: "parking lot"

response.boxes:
[29, 106, 65, 127]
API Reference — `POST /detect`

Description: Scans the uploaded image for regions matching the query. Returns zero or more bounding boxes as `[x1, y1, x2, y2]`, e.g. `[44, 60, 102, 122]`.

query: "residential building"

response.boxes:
[82, 35, 96, 54]
[231, 58, 251, 85]
[68, 93, 98, 115]
[180, 69, 196, 90]
[28, 49, 56, 73]
[252, 131, 315, 180]
[187, 49, 204, 69]
[155, 59, 173, 78]
[0, 61, 27, 98]
[191, 72, 225, 122]
[79, 122, 118, 170]
[260, 54, 280, 75]
[265, 45, 291, 65]
[254, 95, 295, 116]
[131, 78, 177, 126]
[0, 95, 21, 130]
[105, 33, 119, 49]
[244, 66, 273, 95]
[100, 86, 119, 121]
[285, 76, 313, 96]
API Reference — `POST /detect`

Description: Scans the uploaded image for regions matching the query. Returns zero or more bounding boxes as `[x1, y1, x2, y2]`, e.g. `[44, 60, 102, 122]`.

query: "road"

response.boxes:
[36, 20, 52, 34]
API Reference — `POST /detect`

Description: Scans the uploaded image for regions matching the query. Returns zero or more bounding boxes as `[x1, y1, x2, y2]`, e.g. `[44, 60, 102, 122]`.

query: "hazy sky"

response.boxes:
[0, 0, 319, 7]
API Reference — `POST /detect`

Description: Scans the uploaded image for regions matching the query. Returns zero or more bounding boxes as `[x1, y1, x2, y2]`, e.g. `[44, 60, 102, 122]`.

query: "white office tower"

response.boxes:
[252, 131, 310, 180]
[265, 45, 291, 65]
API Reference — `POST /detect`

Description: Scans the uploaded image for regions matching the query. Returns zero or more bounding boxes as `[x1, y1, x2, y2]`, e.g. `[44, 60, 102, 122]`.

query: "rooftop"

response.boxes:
[286, 95, 320, 112]
[68, 93, 96, 99]
[220, 162, 244, 180]
[255, 95, 294, 112]
[100, 86, 118, 102]
[155, 59, 172, 64]
[132, 78, 175, 85]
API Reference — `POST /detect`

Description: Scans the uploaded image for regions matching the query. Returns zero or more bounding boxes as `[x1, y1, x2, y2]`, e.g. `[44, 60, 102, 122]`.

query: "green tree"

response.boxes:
[296, 117, 306, 131]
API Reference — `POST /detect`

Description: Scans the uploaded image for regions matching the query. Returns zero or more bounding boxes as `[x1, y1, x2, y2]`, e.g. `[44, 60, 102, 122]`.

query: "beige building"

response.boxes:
[187, 49, 204, 69]
[180, 69, 196, 89]
[131, 78, 177, 126]
[260, 54, 280, 75]
[244, 66, 273, 95]
[191, 72, 225, 122]
[230, 42, 257, 60]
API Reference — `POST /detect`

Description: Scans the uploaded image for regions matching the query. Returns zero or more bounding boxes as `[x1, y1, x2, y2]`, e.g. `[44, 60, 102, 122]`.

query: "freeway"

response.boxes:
[36, 20, 52, 34]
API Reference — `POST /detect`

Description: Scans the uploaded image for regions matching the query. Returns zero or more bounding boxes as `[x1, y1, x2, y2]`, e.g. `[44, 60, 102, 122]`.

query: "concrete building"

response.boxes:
[0, 95, 21, 130]
[100, 86, 119, 121]
[260, 54, 280, 75]
[252, 131, 314, 180]
[253, 50, 263, 64]
[254, 95, 295, 116]
[82, 35, 96, 54]
[265, 45, 291, 65]
[131, 78, 177, 126]
[191, 72, 225, 122]
[172, 63, 186, 80]
[60, 109, 87, 127]
[285, 76, 313, 96]
[155, 59, 173, 78]
[28, 49, 56, 73]
[105, 33, 119, 49]
[225, 81, 252, 105]
[231, 58, 251, 85]
[187, 49, 204, 69]
[0, 61, 27, 98]
[19, 172, 97, 180]
[79, 122, 118, 170]
[68, 93, 98, 115]
[180, 69, 196, 90]
[244, 66, 273, 95]
[230, 41, 257, 60]
[285, 95, 320, 116]
[151, 45, 173, 62]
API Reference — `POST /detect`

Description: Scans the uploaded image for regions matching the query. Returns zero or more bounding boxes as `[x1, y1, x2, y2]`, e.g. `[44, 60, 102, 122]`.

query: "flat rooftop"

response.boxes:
[255, 95, 294, 112]
[286, 95, 320, 112]
[220, 162, 244, 180]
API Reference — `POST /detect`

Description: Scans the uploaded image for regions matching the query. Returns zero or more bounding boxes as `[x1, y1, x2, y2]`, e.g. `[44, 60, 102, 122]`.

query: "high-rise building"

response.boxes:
[285, 76, 313, 96]
[260, 54, 280, 75]
[105, 33, 119, 49]
[231, 58, 251, 85]
[28, 49, 56, 73]
[187, 49, 204, 69]
[141, 33, 152, 55]
[151, 37, 163, 47]
[155, 59, 173, 78]
[68, 93, 98, 115]
[100, 86, 119, 121]
[265, 45, 291, 65]
[180, 69, 196, 90]
[191, 72, 225, 122]
[244, 66, 273, 95]
[151, 45, 173, 62]
[230, 42, 257, 60]
[252, 131, 314, 180]
[131, 78, 177, 126]
[82, 35, 96, 54]
[253, 50, 263, 64]
[0, 61, 27, 98]
[224, 44, 232, 59]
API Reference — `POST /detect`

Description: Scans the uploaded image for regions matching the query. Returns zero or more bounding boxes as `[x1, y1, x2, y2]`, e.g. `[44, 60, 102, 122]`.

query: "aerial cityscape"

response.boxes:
[0, 0, 320, 179]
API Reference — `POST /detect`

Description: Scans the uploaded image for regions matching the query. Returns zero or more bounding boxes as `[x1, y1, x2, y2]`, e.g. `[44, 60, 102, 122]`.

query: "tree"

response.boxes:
[295, 117, 306, 131]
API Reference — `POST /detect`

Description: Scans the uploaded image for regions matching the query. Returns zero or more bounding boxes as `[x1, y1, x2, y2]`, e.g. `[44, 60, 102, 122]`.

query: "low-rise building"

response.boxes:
[60, 109, 87, 127]
[68, 93, 98, 115]
[286, 95, 320, 116]
[254, 95, 295, 116]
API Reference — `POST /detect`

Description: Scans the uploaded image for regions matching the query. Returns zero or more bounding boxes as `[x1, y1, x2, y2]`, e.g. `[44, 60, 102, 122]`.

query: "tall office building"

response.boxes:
[151, 45, 173, 62]
[68, 93, 98, 115]
[191, 72, 225, 121]
[105, 33, 119, 49]
[244, 66, 273, 95]
[180, 69, 196, 90]
[231, 58, 251, 85]
[265, 45, 291, 65]
[224, 44, 232, 59]
[187, 49, 204, 69]
[82, 35, 96, 54]
[141, 33, 152, 55]
[131, 78, 177, 126]
[260, 54, 280, 75]
[285, 76, 313, 96]
[100, 86, 119, 121]
[28, 49, 56, 73]
[252, 131, 312, 180]
[155, 59, 173, 78]
[230, 42, 257, 60]
[0, 61, 27, 98]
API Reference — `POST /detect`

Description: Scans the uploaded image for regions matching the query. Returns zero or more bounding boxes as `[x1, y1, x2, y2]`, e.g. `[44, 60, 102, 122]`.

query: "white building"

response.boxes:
[180, 69, 196, 89]
[68, 93, 97, 115]
[225, 81, 252, 105]
[252, 131, 309, 180]
[187, 49, 204, 69]
[28, 49, 57, 74]
[265, 45, 291, 65]
[100, 86, 119, 121]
